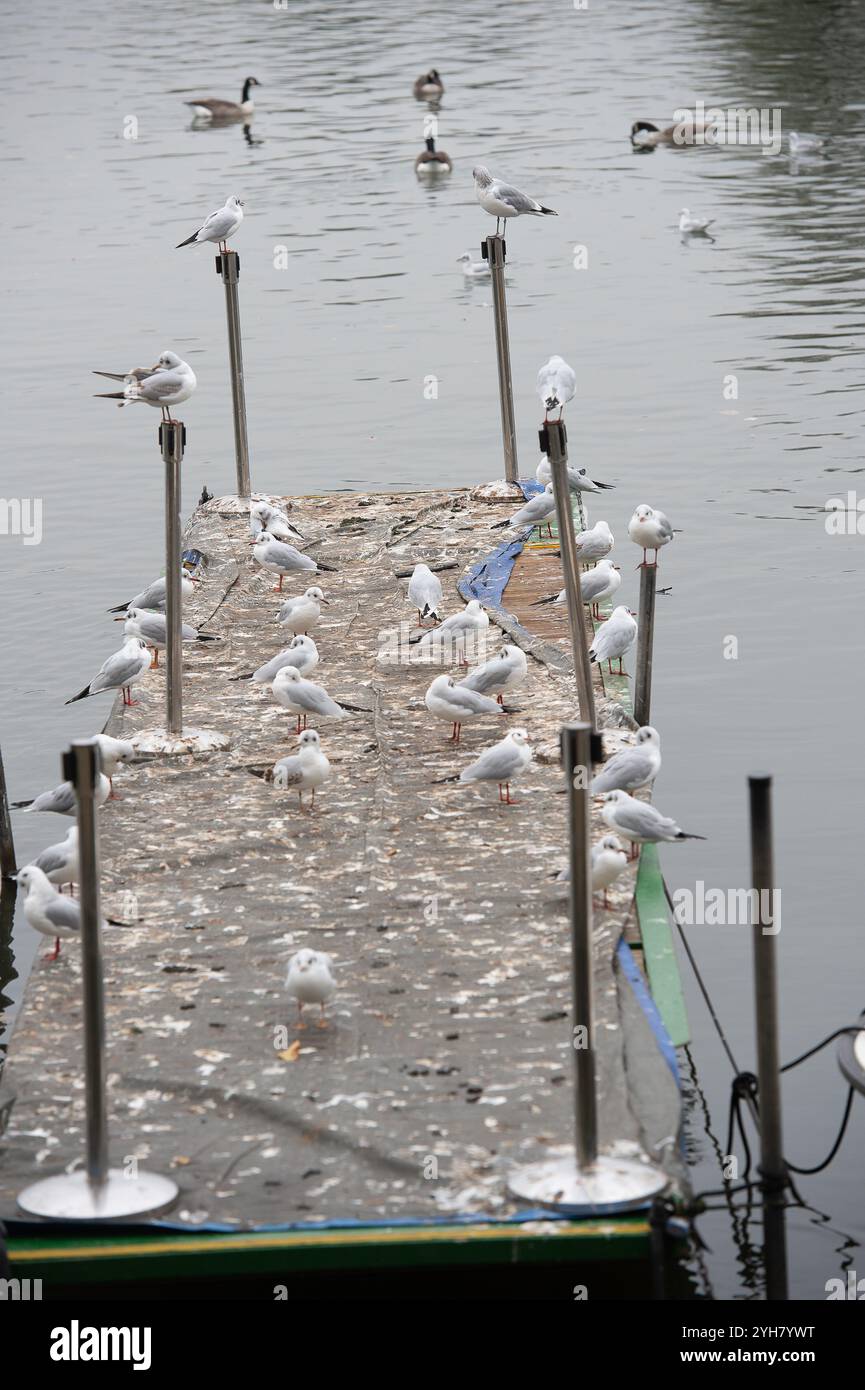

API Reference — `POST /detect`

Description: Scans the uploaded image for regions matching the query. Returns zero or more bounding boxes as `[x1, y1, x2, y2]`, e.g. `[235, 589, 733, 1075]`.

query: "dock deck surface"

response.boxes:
[0, 489, 681, 1229]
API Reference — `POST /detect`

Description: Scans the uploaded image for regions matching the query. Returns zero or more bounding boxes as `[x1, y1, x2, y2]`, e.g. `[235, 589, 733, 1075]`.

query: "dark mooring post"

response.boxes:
[483, 235, 518, 483]
[159, 420, 185, 736]
[634, 561, 658, 727]
[749, 773, 789, 1302]
[216, 250, 251, 498]
[543, 419, 596, 730]
[0, 745, 15, 880]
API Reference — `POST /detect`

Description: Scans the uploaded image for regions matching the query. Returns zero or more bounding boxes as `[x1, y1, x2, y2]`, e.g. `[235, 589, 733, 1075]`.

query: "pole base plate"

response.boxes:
[130, 727, 230, 755]
[507, 1152, 668, 1215]
[18, 1169, 178, 1221]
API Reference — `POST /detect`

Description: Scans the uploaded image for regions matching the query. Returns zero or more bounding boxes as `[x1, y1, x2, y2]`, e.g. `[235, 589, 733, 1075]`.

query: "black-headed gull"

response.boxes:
[16, 864, 87, 960]
[93, 352, 197, 421]
[592, 727, 661, 794]
[446, 727, 532, 804]
[249, 500, 305, 544]
[176, 195, 244, 252]
[244, 635, 319, 684]
[491, 484, 556, 535]
[678, 208, 714, 235]
[13, 774, 110, 816]
[536, 456, 614, 494]
[458, 643, 527, 705]
[252, 533, 334, 590]
[601, 789, 706, 859]
[107, 571, 198, 615]
[628, 504, 674, 567]
[555, 835, 629, 906]
[277, 587, 327, 635]
[415, 600, 489, 663]
[575, 519, 614, 563]
[532, 558, 622, 617]
[272, 667, 347, 734]
[286, 948, 336, 1027]
[31, 826, 79, 893]
[473, 166, 557, 236]
[273, 729, 331, 811]
[537, 355, 576, 420]
[788, 131, 824, 155]
[424, 674, 503, 743]
[122, 608, 219, 668]
[456, 251, 490, 279]
[65, 636, 151, 706]
[408, 563, 443, 625]
[589, 605, 637, 675]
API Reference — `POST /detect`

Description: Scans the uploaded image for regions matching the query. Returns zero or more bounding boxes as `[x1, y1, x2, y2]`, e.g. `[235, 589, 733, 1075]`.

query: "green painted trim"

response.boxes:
[7, 1218, 650, 1282]
[635, 845, 690, 1046]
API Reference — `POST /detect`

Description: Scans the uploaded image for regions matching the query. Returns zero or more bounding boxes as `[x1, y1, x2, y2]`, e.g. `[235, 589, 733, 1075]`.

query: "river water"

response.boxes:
[1, 0, 863, 1299]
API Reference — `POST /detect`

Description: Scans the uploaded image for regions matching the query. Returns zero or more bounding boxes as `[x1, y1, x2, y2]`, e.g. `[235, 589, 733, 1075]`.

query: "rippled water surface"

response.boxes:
[1, 0, 864, 1298]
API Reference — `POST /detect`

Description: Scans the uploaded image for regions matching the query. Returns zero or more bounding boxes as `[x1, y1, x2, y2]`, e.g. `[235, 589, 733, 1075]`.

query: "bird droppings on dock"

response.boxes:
[0, 489, 683, 1226]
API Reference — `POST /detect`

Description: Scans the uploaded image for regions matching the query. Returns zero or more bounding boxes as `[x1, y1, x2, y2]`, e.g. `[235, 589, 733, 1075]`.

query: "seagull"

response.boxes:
[575, 518, 614, 563]
[93, 734, 136, 798]
[456, 251, 491, 279]
[242, 635, 319, 683]
[177, 194, 244, 253]
[272, 666, 347, 734]
[437, 728, 532, 804]
[592, 727, 661, 795]
[408, 563, 443, 625]
[458, 643, 527, 706]
[31, 826, 79, 894]
[589, 605, 637, 675]
[415, 136, 452, 174]
[535, 456, 614, 494]
[107, 571, 198, 614]
[277, 587, 327, 635]
[531, 561, 623, 617]
[12, 774, 110, 817]
[628, 504, 674, 567]
[66, 637, 151, 706]
[415, 599, 489, 664]
[249, 500, 305, 544]
[473, 165, 557, 236]
[285, 948, 336, 1028]
[555, 835, 629, 906]
[788, 131, 824, 155]
[93, 352, 196, 421]
[272, 729, 331, 811]
[537, 355, 576, 420]
[16, 865, 85, 960]
[413, 69, 444, 100]
[252, 532, 334, 590]
[424, 674, 503, 743]
[186, 77, 260, 122]
[679, 208, 714, 235]
[491, 484, 556, 535]
[601, 789, 706, 859]
[122, 608, 220, 668]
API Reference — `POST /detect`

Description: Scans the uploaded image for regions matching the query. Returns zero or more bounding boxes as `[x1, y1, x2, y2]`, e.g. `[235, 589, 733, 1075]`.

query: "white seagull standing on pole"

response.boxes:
[176, 194, 244, 253]
[473, 166, 557, 235]
[537, 356, 576, 420]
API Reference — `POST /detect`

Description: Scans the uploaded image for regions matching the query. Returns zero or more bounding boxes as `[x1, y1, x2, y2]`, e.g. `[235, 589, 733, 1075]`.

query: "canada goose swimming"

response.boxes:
[630, 117, 718, 150]
[186, 76, 260, 121]
[413, 69, 444, 100]
[415, 135, 452, 174]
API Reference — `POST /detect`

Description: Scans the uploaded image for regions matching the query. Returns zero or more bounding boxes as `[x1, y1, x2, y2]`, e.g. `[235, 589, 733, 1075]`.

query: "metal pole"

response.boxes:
[69, 739, 109, 1193]
[634, 561, 657, 727]
[484, 235, 518, 483]
[217, 250, 251, 497]
[0, 745, 16, 879]
[159, 420, 184, 736]
[562, 722, 598, 1168]
[545, 420, 597, 730]
[749, 774, 789, 1302]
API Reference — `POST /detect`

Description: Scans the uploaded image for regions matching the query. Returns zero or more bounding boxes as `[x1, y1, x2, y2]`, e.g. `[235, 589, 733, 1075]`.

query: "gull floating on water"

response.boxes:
[93, 352, 196, 421]
[31, 825, 79, 894]
[678, 208, 714, 235]
[252, 533, 334, 590]
[272, 666, 347, 734]
[537, 355, 576, 420]
[107, 571, 198, 615]
[456, 251, 490, 279]
[458, 643, 527, 705]
[66, 636, 151, 706]
[16, 864, 86, 960]
[438, 728, 532, 804]
[491, 484, 556, 535]
[589, 605, 637, 675]
[176, 195, 244, 252]
[277, 587, 327, 635]
[186, 77, 260, 122]
[601, 789, 706, 859]
[273, 729, 331, 811]
[592, 727, 661, 795]
[473, 165, 557, 236]
[535, 456, 614, 495]
[424, 674, 503, 743]
[788, 131, 824, 155]
[628, 504, 674, 566]
[13, 773, 110, 817]
[285, 948, 336, 1028]
[407, 563, 443, 625]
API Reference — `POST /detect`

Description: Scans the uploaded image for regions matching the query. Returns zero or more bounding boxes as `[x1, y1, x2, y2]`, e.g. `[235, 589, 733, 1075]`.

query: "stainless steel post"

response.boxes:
[0, 745, 15, 879]
[217, 250, 251, 497]
[484, 235, 518, 482]
[562, 722, 598, 1167]
[634, 561, 657, 727]
[546, 420, 596, 730]
[71, 739, 109, 1192]
[749, 774, 789, 1302]
[159, 420, 184, 736]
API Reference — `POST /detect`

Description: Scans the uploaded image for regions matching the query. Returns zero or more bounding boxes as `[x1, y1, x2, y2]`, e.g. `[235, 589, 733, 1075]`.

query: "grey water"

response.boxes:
[1, 0, 863, 1299]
